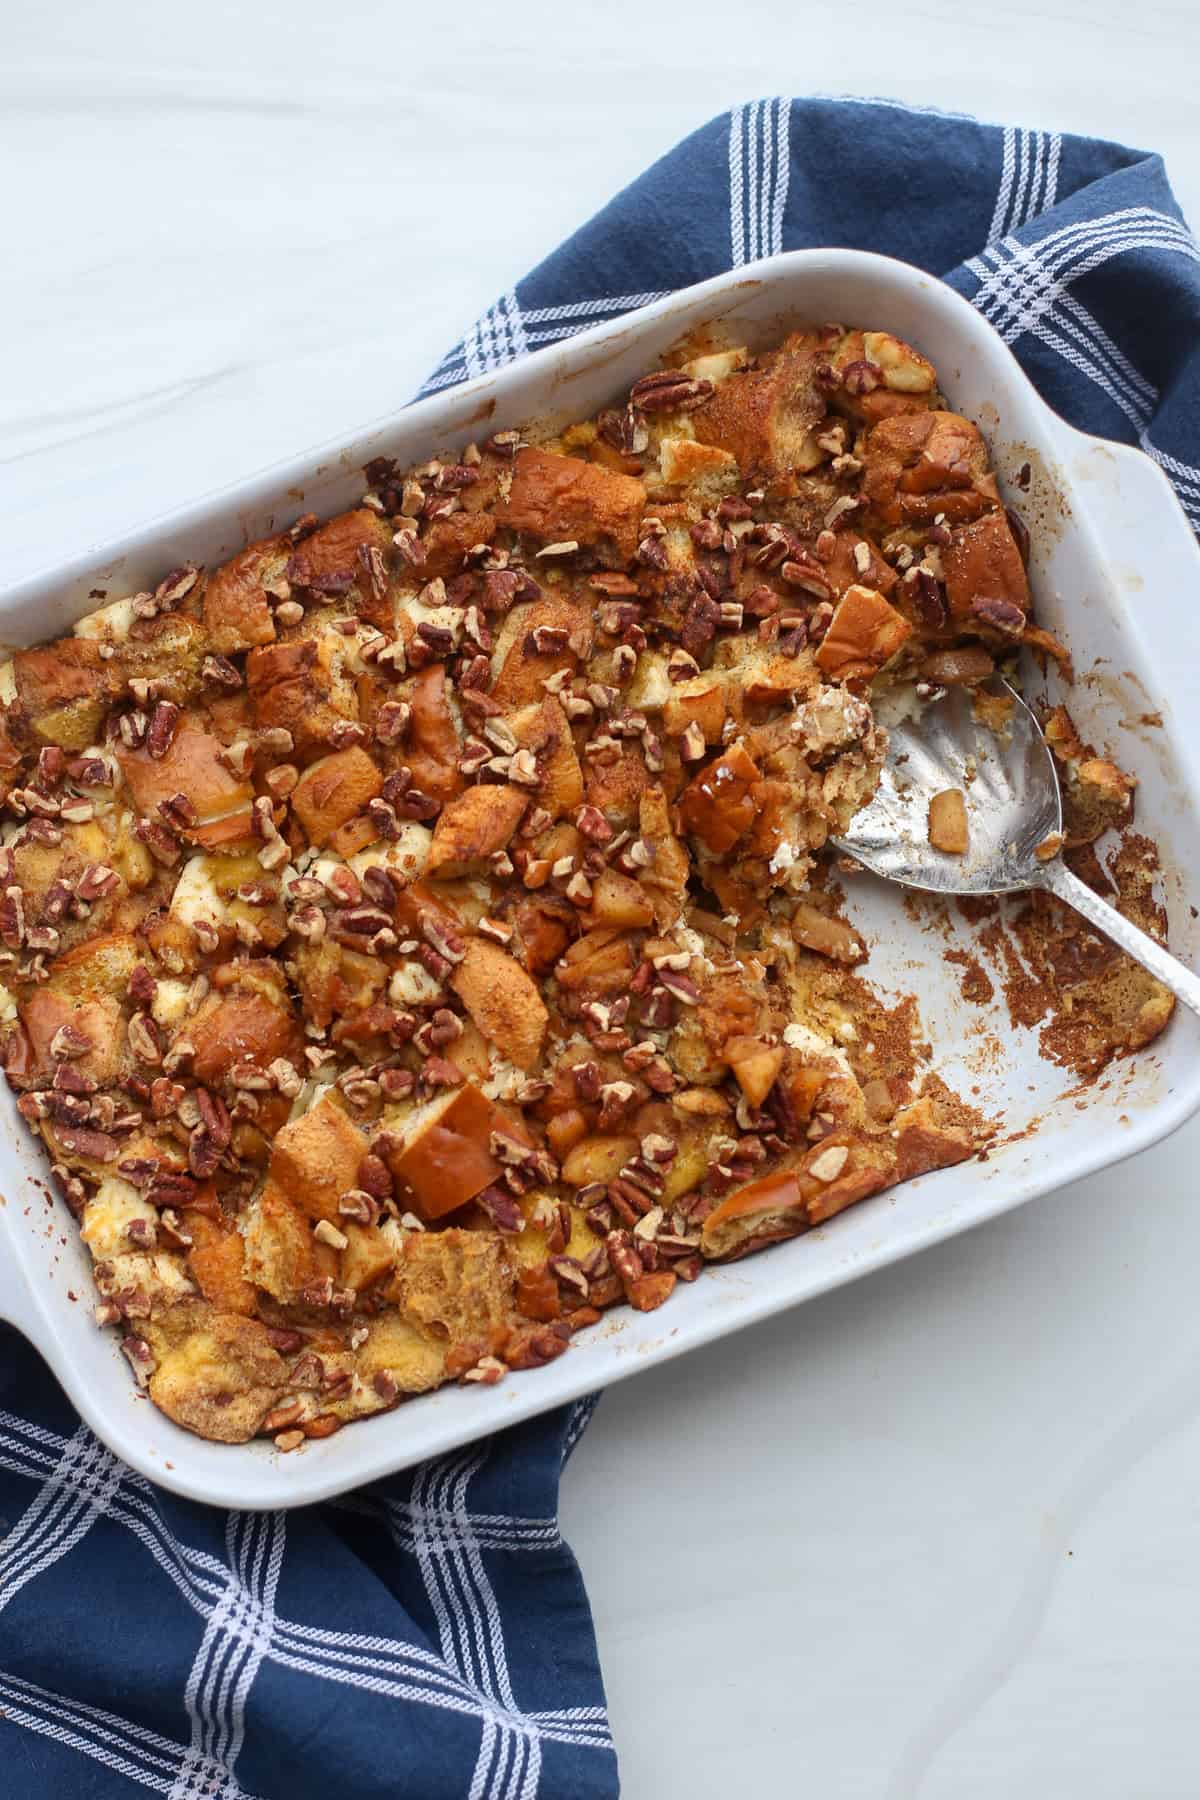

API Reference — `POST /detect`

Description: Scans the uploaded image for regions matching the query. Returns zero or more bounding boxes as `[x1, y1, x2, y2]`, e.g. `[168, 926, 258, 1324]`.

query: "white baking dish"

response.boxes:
[3, 250, 1199, 1511]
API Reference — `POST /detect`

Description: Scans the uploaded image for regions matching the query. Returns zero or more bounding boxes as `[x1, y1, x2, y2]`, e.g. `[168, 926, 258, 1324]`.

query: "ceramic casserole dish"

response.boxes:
[2, 248, 1199, 1509]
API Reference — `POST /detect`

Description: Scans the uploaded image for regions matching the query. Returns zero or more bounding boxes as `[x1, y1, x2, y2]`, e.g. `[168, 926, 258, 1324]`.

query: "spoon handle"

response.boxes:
[1039, 861, 1200, 1023]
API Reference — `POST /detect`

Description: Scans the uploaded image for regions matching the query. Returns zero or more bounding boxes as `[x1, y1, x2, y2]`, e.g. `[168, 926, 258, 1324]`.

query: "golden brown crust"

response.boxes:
[203, 536, 285, 654]
[498, 447, 645, 565]
[1, 319, 1163, 1450]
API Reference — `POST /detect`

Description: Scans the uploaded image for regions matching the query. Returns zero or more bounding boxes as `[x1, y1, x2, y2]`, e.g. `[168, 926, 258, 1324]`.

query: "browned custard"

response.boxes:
[0, 324, 1170, 1447]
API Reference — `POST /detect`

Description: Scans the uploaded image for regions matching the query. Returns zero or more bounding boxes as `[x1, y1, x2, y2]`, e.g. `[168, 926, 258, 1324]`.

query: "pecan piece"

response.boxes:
[629, 371, 714, 414]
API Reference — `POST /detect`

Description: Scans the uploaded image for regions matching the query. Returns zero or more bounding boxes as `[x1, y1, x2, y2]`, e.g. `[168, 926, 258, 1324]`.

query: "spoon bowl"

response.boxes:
[837, 678, 1061, 895]
[836, 675, 1200, 1022]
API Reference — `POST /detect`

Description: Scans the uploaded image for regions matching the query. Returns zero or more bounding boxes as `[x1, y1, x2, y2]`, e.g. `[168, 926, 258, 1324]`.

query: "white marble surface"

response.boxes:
[6, 4, 1200, 1795]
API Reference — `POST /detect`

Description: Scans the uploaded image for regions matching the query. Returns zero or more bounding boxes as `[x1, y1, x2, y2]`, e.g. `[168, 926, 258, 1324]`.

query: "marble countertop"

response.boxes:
[6, 4, 1200, 1794]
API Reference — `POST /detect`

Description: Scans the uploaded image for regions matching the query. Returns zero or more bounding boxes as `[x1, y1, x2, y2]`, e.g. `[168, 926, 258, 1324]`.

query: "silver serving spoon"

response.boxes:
[836, 677, 1200, 1020]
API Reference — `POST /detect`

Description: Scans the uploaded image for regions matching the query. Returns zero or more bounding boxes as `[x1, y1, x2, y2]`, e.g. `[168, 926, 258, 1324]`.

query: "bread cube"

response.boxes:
[662, 673, 727, 744]
[184, 1206, 258, 1315]
[355, 1310, 446, 1396]
[388, 1228, 514, 1355]
[203, 534, 286, 654]
[292, 746, 384, 847]
[815, 585, 912, 681]
[117, 723, 252, 825]
[426, 783, 527, 878]
[188, 983, 302, 1087]
[450, 938, 548, 1070]
[692, 340, 826, 475]
[268, 1092, 368, 1224]
[942, 510, 1031, 625]
[286, 508, 394, 626]
[14, 638, 116, 747]
[863, 410, 999, 528]
[383, 1083, 507, 1221]
[149, 1312, 287, 1443]
[701, 1169, 806, 1259]
[242, 1180, 338, 1303]
[509, 696, 584, 818]
[404, 664, 463, 804]
[498, 447, 645, 566]
[491, 594, 592, 710]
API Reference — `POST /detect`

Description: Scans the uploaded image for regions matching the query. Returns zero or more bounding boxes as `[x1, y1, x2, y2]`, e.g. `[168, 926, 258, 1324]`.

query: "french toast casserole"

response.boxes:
[0, 324, 1173, 1449]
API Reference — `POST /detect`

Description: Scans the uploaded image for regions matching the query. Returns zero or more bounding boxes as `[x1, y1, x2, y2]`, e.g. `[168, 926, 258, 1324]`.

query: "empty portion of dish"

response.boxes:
[0, 323, 1172, 1447]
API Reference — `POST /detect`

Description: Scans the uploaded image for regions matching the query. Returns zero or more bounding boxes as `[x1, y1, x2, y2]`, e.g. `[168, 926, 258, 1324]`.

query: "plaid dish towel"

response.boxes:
[2, 97, 1197, 1800]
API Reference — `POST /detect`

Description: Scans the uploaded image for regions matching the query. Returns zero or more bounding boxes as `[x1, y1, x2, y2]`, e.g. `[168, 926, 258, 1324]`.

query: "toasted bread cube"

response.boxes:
[355, 1310, 446, 1396]
[801, 1139, 893, 1226]
[891, 1093, 976, 1182]
[246, 635, 359, 754]
[701, 1169, 806, 1259]
[450, 938, 548, 1070]
[20, 990, 125, 1089]
[560, 1134, 640, 1188]
[815, 585, 912, 681]
[419, 511, 496, 580]
[426, 783, 527, 878]
[509, 697, 584, 818]
[339, 1222, 398, 1294]
[117, 723, 252, 825]
[692, 339, 826, 475]
[13, 638, 116, 746]
[491, 594, 592, 711]
[286, 508, 394, 623]
[662, 674, 728, 744]
[188, 985, 302, 1087]
[583, 741, 654, 824]
[498, 447, 645, 566]
[389, 1228, 513, 1353]
[292, 747, 384, 848]
[149, 1313, 287, 1443]
[863, 410, 998, 528]
[268, 1092, 368, 1224]
[184, 1206, 258, 1315]
[242, 1180, 338, 1303]
[928, 788, 969, 855]
[384, 1084, 507, 1221]
[658, 437, 740, 489]
[942, 510, 1031, 625]
[203, 535, 286, 654]
[819, 529, 898, 601]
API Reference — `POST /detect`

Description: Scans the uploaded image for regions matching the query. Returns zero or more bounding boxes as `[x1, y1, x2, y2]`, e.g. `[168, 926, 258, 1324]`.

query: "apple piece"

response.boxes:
[725, 1035, 785, 1109]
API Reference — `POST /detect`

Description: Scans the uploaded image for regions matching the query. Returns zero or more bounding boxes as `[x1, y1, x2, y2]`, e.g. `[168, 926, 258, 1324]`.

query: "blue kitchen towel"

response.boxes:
[1, 96, 1197, 1800]
[423, 98, 1199, 530]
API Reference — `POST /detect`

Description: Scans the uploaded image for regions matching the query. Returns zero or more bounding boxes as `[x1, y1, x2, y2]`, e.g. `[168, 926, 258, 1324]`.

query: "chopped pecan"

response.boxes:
[629, 371, 714, 414]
